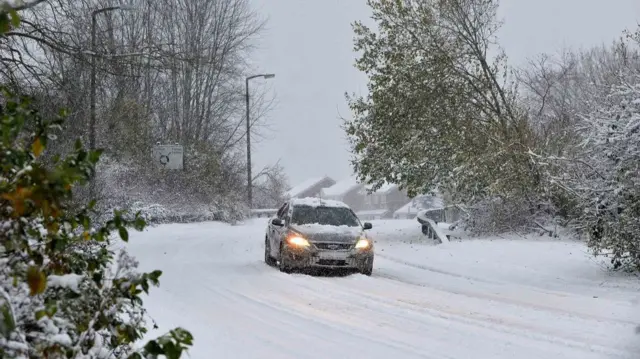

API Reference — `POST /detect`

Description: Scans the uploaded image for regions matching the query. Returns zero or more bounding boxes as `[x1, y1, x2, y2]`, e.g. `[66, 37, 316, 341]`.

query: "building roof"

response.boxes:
[362, 182, 399, 195]
[285, 176, 333, 198]
[394, 194, 444, 215]
[375, 183, 398, 194]
[321, 178, 363, 197]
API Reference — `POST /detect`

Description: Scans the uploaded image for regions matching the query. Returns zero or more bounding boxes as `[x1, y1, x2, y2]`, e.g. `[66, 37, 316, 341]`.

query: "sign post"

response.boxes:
[152, 144, 184, 170]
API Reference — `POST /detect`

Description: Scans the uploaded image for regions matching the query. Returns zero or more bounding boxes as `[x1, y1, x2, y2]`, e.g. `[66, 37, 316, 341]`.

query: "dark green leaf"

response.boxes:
[35, 310, 47, 320]
[0, 14, 10, 33]
[81, 215, 90, 230]
[134, 216, 146, 231]
[143, 340, 163, 355]
[118, 227, 129, 242]
[46, 303, 57, 317]
[163, 342, 181, 359]
[149, 270, 162, 283]
[1, 304, 15, 336]
[9, 10, 20, 28]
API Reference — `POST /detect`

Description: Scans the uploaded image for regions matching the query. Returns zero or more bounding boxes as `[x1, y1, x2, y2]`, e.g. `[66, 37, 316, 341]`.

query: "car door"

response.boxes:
[269, 202, 288, 257]
[273, 203, 291, 258]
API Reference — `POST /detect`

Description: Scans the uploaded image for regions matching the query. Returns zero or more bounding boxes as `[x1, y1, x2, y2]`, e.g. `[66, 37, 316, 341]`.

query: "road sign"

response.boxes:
[152, 144, 184, 170]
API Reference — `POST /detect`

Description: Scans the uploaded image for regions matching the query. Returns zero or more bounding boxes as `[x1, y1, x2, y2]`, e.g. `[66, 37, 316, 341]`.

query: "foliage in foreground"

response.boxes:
[0, 9, 192, 359]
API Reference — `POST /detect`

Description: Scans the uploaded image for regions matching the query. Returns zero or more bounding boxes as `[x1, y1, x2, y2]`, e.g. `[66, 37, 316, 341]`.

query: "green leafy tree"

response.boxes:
[0, 8, 193, 358]
[345, 0, 543, 212]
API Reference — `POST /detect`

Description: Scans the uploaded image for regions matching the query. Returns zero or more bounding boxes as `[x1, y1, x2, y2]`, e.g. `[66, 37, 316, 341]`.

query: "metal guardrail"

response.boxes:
[416, 212, 450, 244]
[418, 204, 469, 224]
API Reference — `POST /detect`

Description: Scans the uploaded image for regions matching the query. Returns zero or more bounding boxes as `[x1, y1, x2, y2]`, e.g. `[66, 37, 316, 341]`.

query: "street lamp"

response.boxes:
[89, 5, 136, 198]
[245, 73, 275, 209]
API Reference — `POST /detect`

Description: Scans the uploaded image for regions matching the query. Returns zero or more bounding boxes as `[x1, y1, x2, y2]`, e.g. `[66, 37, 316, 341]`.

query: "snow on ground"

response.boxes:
[126, 218, 640, 359]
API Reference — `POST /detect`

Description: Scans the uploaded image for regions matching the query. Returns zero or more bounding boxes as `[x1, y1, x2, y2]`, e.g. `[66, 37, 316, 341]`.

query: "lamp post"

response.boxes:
[245, 73, 275, 210]
[89, 5, 136, 198]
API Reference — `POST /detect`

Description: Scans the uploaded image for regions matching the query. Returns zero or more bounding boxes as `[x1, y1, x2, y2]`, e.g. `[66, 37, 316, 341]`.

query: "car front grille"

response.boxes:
[314, 242, 352, 250]
[310, 257, 358, 267]
[317, 259, 347, 266]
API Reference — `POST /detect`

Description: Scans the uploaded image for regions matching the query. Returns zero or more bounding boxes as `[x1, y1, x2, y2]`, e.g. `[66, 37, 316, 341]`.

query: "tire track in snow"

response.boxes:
[374, 266, 638, 327]
[376, 252, 498, 284]
[305, 273, 637, 359]
[204, 264, 446, 359]
[149, 267, 318, 359]
[229, 263, 634, 359]
[205, 246, 638, 358]
[158, 259, 443, 358]
[378, 251, 629, 301]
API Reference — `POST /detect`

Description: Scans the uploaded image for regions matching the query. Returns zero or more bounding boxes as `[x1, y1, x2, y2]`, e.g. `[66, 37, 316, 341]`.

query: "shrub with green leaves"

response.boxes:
[0, 9, 193, 359]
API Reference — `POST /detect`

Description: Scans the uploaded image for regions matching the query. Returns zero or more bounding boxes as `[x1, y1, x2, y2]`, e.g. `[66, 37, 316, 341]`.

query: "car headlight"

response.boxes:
[355, 238, 371, 249]
[287, 235, 310, 247]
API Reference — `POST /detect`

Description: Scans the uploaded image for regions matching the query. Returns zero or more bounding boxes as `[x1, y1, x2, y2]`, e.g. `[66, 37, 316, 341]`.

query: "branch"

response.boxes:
[3, 0, 47, 12]
[251, 159, 282, 183]
[5, 30, 79, 56]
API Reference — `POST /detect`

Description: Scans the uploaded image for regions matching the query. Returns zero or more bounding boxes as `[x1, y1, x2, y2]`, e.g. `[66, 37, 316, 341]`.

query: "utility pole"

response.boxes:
[245, 73, 275, 210]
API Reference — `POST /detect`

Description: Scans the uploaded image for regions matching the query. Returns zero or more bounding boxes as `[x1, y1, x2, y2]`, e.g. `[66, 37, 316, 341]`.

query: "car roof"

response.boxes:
[289, 197, 351, 209]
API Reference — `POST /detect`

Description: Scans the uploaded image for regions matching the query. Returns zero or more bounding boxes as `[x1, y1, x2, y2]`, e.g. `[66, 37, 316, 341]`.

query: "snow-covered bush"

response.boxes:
[0, 16, 193, 356]
[575, 76, 640, 270]
[90, 151, 248, 226]
[532, 69, 640, 270]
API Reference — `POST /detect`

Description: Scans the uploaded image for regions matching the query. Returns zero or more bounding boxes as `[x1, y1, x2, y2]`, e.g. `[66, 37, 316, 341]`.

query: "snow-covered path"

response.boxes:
[126, 219, 640, 359]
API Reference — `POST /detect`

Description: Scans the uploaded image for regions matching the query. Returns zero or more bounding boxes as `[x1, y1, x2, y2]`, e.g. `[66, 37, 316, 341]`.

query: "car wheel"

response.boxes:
[278, 244, 291, 273]
[264, 237, 276, 266]
[360, 260, 373, 276]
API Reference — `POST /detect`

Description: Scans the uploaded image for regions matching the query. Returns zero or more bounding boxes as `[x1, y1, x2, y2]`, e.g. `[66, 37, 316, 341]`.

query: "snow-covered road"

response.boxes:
[126, 219, 640, 359]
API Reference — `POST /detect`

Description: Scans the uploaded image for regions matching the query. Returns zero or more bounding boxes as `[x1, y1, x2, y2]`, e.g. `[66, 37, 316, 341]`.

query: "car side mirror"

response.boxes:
[271, 218, 284, 227]
[363, 222, 373, 230]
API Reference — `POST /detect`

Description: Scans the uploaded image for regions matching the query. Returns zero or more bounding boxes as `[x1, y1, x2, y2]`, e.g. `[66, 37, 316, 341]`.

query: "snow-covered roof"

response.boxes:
[290, 197, 350, 208]
[376, 183, 398, 193]
[286, 177, 332, 198]
[394, 195, 444, 215]
[321, 178, 363, 197]
[362, 182, 398, 195]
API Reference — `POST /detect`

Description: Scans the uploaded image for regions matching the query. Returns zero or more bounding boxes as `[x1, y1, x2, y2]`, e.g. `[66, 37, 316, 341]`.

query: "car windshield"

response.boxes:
[291, 205, 361, 227]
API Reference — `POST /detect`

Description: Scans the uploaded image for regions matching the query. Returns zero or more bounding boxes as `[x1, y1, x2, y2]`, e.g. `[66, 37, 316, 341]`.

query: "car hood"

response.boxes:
[289, 224, 364, 243]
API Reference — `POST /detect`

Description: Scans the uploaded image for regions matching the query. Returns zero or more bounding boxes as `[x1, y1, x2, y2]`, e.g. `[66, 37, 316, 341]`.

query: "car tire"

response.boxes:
[360, 260, 373, 276]
[264, 237, 276, 267]
[278, 244, 291, 273]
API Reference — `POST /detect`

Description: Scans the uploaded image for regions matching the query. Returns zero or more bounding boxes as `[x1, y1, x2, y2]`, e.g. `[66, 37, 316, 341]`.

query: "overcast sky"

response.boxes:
[249, 0, 640, 187]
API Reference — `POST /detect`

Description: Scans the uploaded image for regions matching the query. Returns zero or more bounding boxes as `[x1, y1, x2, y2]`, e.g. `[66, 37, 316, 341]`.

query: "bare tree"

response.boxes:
[0, 0, 276, 220]
[518, 41, 640, 157]
[252, 160, 290, 209]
